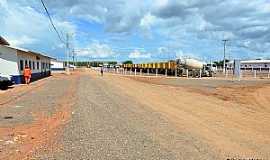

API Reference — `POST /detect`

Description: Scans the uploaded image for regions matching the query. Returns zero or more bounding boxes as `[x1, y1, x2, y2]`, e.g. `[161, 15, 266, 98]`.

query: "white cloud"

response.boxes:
[7, 35, 37, 47]
[0, 0, 7, 8]
[139, 13, 157, 38]
[140, 13, 156, 28]
[158, 47, 168, 54]
[77, 42, 115, 58]
[175, 50, 200, 59]
[1, 0, 270, 60]
[129, 50, 151, 59]
[155, 0, 169, 8]
[0, 0, 75, 57]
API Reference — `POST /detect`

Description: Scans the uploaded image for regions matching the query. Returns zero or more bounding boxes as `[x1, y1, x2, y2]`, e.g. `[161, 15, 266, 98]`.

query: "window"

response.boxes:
[37, 62, 40, 70]
[29, 60, 32, 69]
[25, 60, 28, 67]
[33, 61, 35, 70]
[20, 60, 24, 71]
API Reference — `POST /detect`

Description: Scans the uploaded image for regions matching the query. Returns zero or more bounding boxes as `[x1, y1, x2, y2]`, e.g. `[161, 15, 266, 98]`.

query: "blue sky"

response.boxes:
[1, 0, 270, 63]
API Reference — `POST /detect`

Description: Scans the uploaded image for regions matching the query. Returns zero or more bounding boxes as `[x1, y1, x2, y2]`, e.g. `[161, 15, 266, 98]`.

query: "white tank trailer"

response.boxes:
[176, 58, 214, 77]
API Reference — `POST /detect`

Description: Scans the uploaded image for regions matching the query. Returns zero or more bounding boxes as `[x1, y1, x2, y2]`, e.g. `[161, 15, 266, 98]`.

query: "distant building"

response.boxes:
[51, 59, 65, 72]
[0, 36, 53, 84]
[228, 59, 270, 70]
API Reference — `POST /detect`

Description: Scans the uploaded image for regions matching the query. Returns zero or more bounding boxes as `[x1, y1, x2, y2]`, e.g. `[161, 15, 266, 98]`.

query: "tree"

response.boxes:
[213, 59, 229, 67]
[122, 60, 133, 64]
[108, 61, 117, 65]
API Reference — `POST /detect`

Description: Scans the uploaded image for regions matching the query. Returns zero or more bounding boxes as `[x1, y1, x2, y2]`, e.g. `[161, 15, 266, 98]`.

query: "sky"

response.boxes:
[0, 0, 270, 63]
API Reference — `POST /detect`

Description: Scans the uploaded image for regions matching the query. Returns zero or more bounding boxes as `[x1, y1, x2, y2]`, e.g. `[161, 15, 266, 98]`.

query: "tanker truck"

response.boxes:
[176, 58, 214, 77]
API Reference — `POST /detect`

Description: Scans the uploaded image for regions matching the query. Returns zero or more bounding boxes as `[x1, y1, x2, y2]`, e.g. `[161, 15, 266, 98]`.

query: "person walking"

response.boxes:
[23, 65, 32, 84]
[100, 67, 104, 76]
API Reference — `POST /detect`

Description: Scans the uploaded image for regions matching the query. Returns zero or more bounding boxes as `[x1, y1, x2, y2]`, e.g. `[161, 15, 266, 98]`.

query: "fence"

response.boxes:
[95, 66, 270, 79]
[216, 68, 270, 79]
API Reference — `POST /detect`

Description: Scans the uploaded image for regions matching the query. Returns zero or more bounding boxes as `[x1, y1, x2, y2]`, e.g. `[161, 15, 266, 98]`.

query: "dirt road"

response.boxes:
[0, 70, 269, 159]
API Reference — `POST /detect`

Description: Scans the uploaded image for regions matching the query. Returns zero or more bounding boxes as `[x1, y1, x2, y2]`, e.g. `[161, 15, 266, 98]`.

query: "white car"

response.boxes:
[0, 73, 13, 89]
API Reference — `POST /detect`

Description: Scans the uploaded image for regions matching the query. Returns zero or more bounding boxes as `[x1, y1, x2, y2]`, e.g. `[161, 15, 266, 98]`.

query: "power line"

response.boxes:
[40, 0, 65, 43]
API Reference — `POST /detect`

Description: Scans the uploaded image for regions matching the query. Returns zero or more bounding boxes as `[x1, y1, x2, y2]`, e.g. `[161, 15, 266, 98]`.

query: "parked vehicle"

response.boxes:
[0, 73, 14, 89]
[176, 58, 215, 77]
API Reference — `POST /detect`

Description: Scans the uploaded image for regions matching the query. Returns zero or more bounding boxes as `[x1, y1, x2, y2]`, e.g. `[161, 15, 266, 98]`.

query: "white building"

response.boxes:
[228, 59, 270, 70]
[0, 36, 53, 84]
[51, 59, 65, 72]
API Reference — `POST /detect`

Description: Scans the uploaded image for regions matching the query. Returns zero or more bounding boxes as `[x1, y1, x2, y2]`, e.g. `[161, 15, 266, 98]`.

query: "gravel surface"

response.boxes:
[0, 76, 71, 127]
[41, 73, 217, 160]
[3, 70, 268, 159]
[0, 74, 76, 160]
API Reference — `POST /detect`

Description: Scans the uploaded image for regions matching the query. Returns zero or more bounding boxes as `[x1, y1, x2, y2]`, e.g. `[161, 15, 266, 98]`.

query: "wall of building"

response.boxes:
[228, 60, 270, 70]
[16, 51, 51, 84]
[51, 60, 65, 71]
[0, 45, 19, 76]
[240, 63, 270, 70]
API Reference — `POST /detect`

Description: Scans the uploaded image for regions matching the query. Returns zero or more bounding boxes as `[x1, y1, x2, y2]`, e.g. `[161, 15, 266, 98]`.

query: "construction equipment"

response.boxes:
[176, 58, 214, 77]
[121, 58, 215, 77]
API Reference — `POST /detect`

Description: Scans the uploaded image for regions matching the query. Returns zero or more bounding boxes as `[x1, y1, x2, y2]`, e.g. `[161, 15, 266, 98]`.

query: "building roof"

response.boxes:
[3, 45, 54, 60]
[0, 36, 54, 59]
[0, 36, 10, 45]
[229, 59, 270, 64]
[241, 60, 270, 64]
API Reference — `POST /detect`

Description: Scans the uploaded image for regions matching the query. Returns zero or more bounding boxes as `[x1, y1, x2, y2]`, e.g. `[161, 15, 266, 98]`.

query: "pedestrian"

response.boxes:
[101, 67, 104, 76]
[23, 65, 32, 84]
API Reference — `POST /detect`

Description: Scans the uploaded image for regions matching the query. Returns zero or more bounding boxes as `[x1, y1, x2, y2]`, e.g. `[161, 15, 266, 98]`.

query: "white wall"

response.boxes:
[17, 51, 51, 74]
[51, 60, 64, 69]
[228, 61, 270, 69]
[241, 63, 270, 69]
[0, 45, 19, 76]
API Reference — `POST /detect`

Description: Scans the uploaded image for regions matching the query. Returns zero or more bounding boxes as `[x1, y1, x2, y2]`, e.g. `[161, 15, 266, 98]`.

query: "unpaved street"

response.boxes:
[0, 70, 270, 159]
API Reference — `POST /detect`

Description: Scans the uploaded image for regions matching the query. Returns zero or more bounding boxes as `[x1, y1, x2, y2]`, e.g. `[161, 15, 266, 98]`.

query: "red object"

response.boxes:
[23, 68, 32, 77]
[23, 68, 32, 84]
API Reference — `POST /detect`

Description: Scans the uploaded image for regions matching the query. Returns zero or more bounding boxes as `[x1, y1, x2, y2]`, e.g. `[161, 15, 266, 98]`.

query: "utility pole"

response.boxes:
[222, 39, 229, 74]
[72, 49, 75, 67]
[66, 33, 70, 74]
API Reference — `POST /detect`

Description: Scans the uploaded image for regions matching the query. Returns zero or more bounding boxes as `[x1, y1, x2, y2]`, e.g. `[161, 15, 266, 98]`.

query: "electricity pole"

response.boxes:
[72, 49, 75, 67]
[66, 33, 70, 74]
[222, 39, 229, 74]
